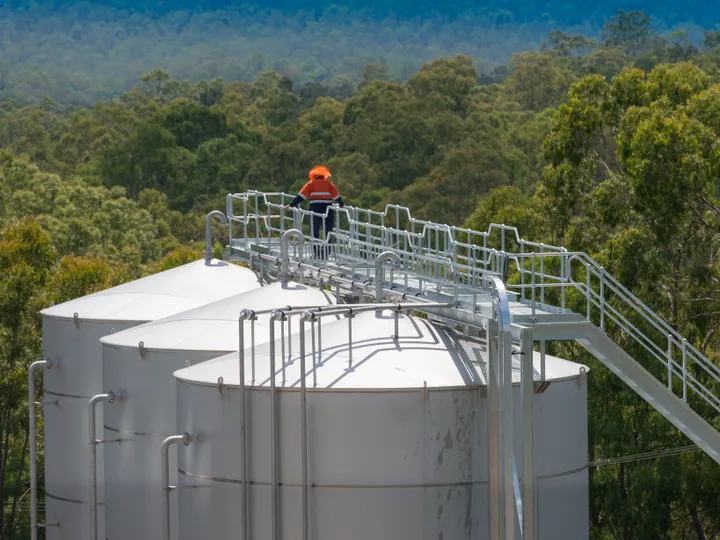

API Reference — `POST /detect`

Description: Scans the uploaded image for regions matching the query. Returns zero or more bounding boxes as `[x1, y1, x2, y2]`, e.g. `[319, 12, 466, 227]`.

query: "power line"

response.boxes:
[590, 445, 701, 468]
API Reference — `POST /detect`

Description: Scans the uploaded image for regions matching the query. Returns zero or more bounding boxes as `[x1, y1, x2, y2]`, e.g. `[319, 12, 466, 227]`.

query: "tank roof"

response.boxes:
[40, 259, 260, 323]
[100, 281, 334, 352]
[175, 310, 587, 390]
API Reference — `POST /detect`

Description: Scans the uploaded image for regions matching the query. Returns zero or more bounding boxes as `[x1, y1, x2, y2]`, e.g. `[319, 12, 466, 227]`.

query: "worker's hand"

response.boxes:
[284, 205, 290, 210]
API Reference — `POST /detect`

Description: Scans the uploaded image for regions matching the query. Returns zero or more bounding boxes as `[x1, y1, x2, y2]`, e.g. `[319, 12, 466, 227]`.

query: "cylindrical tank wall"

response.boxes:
[102, 349, 220, 540]
[174, 375, 588, 539]
[39, 260, 261, 540]
[42, 317, 135, 540]
[101, 282, 334, 540]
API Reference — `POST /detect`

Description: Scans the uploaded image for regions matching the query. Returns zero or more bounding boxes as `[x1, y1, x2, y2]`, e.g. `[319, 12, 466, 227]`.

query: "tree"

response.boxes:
[0, 218, 54, 539]
[505, 52, 569, 111]
[602, 10, 653, 56]
[140, 69, 171, 96]
[539, 62, 720, 539]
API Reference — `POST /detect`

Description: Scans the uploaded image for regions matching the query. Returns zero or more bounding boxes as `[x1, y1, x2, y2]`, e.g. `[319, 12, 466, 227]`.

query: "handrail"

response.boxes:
[227, 190, 720, 425]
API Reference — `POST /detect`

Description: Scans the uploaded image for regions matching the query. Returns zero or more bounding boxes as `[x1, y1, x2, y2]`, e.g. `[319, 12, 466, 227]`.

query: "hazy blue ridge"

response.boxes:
[4, 0, 720, 25]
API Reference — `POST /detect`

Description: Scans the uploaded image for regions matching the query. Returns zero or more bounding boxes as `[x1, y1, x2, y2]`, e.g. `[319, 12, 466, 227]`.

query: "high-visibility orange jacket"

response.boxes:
[289, 177, 344, 208]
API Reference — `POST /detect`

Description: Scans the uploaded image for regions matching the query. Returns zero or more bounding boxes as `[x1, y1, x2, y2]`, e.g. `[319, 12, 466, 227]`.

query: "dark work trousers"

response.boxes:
[309, 201, 335, 259]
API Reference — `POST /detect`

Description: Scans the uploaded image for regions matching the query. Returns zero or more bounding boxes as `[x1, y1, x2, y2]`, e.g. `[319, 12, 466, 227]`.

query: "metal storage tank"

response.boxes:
[100, 281, 335, 540]
[173, 310, 589, 540]
[38, 258, 260, 540]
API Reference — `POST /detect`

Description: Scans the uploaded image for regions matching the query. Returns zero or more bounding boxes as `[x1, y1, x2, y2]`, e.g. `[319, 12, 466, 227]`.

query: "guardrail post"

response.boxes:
[600, 267, 605, 332]
[531, 254, 536, 321]
[667, 335, 673, 391]
[539, 245, 544, 304]
[682, 339, 687, 403]
[586, 266, 591, 320]
[561, 250, 567, 309]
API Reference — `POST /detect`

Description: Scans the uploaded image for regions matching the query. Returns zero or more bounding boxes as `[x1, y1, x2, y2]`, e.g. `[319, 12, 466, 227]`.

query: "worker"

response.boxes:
[286, 165, 345, 259]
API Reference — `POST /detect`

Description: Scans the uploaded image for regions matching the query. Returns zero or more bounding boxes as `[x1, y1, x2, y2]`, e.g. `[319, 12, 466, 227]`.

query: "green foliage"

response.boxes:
[4, 15, 720, 538]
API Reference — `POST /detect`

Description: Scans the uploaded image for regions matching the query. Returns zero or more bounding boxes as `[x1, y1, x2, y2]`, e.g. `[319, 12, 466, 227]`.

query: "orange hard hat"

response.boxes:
[309, 165, 331, 180]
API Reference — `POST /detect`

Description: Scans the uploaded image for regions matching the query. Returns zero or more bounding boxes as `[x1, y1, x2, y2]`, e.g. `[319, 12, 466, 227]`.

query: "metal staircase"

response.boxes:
[225, 190, 720, 538]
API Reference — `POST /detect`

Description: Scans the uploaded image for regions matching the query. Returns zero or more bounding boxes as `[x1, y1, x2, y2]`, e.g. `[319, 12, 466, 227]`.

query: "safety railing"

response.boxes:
[226, 191, 720, 422]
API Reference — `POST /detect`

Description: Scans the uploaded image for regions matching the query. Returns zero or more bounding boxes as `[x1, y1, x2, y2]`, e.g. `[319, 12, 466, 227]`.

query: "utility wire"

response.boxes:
[590, 445, 700, 468]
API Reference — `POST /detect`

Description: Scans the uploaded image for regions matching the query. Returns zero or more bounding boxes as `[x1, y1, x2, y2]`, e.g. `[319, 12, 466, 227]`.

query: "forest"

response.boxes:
[0, 0, 713, 104]
[3, 4, 720, 539]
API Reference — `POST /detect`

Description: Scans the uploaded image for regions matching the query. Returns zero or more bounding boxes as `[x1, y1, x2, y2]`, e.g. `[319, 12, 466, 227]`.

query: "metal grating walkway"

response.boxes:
[225, 190, 720, 467]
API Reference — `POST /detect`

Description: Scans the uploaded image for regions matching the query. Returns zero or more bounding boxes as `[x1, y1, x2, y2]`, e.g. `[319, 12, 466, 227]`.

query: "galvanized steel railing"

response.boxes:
[226, 191, 720, 421]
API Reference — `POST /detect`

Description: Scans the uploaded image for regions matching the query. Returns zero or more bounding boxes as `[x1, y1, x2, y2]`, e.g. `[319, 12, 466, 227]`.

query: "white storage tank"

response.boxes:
[173, 310, 590, 540]
[39, 259, 260, 540]
[100, 281, 335, 540]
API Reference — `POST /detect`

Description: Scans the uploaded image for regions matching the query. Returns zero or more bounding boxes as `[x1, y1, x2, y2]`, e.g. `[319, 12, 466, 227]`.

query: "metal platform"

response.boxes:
[224, 190, 720, 540]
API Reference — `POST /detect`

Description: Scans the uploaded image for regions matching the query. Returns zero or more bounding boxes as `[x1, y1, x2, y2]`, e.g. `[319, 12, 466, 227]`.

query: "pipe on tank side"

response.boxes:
[237, 310, 255, 540]
[205, 211, 228, 260]
[161, 433, 197, 540]
[374, 251, 402, 303]
[89, 392, 116, 540]
[298, 311, 314, 540]
[269, 311, 284, 540]
[280, 229, 304, 280]
[28, 359, 53, 540]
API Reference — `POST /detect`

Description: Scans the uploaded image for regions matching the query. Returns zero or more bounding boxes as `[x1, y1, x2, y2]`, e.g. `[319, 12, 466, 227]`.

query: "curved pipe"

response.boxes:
[29, 359, 53, 540]
[483, 275, 516, 539]
[205, 211, 228, 260]
[374, 251, 402, 303]
[161, 433, 197, 540]
[89, 392, 116, 540]
[280, 229, 304, 280]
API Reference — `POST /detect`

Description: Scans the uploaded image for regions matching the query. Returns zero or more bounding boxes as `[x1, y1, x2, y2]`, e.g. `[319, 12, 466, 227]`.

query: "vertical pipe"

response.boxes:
[394, 308, 400, 340]
[667, 335, 673, 392]
[347, 313, 354, 371]
[281, 317, 286, 386]
[280, 229, 304, 281]
[318, 317, 323, 367]
[299, 317, 310, 540]
[288, 316, 292, 365]
[375, 251, 401, 303]
[89, 392, 115, 540]
[269, 316, 280, 540]
[500, 312, 514, 539]
[29, 359, 51, 540]
[311, 318, 317, 388]
[540, 340, 546, 382]
[238, 319, 249, 540]
[161, 433, 195, 540]
[251, 316, 256, 385]
[521, 328, 535, 540]
[488, 320, 500, 540]
[204, 211, 228, 260]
